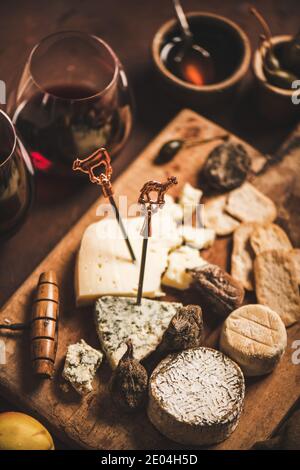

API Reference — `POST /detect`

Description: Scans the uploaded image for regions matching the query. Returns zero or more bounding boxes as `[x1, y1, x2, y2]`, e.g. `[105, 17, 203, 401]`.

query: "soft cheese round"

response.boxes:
[148, 347, 245, 446]
[220, 304, 287, 377]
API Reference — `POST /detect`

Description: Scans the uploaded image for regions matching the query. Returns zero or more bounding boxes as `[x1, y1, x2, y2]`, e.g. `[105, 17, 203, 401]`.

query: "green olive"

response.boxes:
[154, 139, 184, 165]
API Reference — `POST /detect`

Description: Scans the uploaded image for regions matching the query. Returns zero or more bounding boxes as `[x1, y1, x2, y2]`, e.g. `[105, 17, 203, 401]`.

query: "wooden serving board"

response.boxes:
[0, 109, 299, 450]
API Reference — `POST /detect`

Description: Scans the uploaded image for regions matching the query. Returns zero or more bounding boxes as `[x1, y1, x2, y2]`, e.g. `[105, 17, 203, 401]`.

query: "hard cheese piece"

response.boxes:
[231, 223, 256, 291]
[161, 245, 206, 290]
[148, 347, 245, 446]
[179, 183, 202, 220]
[226, 182, 277, 224]
[203, 195, 240, 236]
[76, 216, 182, 306]
[250, 223, 292, 255]
[62, 340, 103, 395]
[220, 305, 287, 376]
[182, 226, 215, 250]
[164, 194, 183, 224]
[94, 296, 182, 369]
[254, 250, 300, 327]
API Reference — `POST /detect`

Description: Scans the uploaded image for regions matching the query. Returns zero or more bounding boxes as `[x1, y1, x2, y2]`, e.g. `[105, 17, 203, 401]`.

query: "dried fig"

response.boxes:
[188, 264, 245, 318]
[160, 305, 204, 353]
[110, 339, 148, 413]
[203, 142, 250, 191]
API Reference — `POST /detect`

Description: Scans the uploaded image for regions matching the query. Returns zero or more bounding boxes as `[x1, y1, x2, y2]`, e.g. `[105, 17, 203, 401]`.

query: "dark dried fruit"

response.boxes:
[203, 142, 251, 191]
[110, 339, 148, 413]
[188, 264, 245, 318]
[154, 134, 229, 166]
[160, 305, 204, 353]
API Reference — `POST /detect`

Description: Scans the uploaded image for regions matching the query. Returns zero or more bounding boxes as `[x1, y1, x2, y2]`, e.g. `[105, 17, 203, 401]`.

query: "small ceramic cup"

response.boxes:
[152, 12, 251, 109]
[253, 35, 300, 125]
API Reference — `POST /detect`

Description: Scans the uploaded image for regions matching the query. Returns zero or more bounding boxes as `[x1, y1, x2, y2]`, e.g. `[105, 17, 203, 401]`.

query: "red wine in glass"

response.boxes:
[0, 110, 34, 242]
[9, 32, 133, 177]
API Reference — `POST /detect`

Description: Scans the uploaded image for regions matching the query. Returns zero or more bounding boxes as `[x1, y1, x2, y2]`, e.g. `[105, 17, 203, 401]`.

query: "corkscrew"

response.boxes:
[0, 271, 59, 378]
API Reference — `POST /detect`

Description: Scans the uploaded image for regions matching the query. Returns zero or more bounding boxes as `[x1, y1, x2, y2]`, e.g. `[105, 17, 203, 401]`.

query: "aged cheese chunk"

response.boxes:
[161, 245, 206, 290]
[62, 340, 103, 395]
[203, 195, 240, 236]
[226, 182, 277, 224]
[220, 305, 287, 376]
[76, 216, 182, 306]
[179, 183, 203, 220]
[148, 347, 245, 446]
[94, 296, 182, 369]
[182, 225, 215, 250]
[164, 195, 183, 223]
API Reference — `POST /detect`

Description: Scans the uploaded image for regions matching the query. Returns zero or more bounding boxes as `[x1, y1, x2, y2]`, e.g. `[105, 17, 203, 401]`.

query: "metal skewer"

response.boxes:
[136, 205, 152, 306]
[72, 148, 136, 263]
[136, 176, 178, 305]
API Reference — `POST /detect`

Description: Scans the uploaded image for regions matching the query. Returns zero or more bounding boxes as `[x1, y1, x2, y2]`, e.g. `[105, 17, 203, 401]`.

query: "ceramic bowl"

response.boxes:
[152, 12, 251, 109]
[252, 35, 300, 124]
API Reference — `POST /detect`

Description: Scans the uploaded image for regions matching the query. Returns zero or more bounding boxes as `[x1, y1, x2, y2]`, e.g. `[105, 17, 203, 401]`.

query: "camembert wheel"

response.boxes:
[148, 347, 245, 446]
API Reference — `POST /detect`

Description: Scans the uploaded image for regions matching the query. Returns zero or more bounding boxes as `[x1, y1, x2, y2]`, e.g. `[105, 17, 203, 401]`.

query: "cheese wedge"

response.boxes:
[76, 215, 182, 306]
[95, 296, 182, 368]
[162, 245, 206, 290]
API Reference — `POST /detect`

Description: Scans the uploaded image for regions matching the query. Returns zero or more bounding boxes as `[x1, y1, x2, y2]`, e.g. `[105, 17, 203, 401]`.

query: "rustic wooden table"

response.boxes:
[0, 0, 299, 449]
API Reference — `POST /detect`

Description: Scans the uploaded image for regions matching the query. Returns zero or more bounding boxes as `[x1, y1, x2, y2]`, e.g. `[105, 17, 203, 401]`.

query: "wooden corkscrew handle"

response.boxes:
[31, 271, 59, 378]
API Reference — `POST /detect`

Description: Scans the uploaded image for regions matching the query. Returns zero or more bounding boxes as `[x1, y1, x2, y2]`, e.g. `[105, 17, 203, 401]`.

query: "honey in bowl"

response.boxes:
[160, 17, 244, 87]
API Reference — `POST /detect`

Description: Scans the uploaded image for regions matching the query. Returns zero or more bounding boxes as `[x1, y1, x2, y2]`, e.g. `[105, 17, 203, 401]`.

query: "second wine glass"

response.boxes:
[9, 31, 133, 177]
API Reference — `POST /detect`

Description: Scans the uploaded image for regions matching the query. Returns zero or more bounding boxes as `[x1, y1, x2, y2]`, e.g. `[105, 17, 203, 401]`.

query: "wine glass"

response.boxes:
[8, 31, 133, 177]
[0, 109, 34, 241]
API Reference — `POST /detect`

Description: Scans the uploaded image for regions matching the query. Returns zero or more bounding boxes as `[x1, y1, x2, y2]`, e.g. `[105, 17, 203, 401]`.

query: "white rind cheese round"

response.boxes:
[220, 304, 287, 376]
[148, 347, 245, 446]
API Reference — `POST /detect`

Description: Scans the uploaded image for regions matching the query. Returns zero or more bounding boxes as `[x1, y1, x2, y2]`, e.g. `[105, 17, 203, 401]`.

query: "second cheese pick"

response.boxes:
[136, 176, 178, 305]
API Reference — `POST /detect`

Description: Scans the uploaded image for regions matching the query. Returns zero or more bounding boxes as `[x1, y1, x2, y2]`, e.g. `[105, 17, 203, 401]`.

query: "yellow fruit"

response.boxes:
[0, 412, 54, 450]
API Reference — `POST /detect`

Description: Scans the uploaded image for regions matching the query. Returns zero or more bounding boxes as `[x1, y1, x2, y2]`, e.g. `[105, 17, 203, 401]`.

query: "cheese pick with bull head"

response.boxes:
[73, 148, 136, 263]
[136, 176, 178, 305]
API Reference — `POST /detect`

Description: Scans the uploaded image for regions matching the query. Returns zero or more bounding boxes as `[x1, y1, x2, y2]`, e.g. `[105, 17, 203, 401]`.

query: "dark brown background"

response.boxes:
[0, 0, 299, 448]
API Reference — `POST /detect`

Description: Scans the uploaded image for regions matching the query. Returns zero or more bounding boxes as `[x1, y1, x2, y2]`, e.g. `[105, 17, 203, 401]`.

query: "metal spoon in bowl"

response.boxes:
[173, 0, 210, 62]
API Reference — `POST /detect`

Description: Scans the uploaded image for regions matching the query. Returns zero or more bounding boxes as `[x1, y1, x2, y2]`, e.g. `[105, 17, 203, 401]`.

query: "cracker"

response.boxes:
[231, 223, 256, 291]
[203, 195, 240, 236]
[292, 249, 300, 284]
[254, 249, 300, 327]
[226, 182, 277, 224]
[250, 223, 292, 255]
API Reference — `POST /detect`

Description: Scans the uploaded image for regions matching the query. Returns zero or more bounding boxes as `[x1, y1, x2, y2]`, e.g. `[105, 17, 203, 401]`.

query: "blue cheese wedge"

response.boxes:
[62, 340, 103, 395]
[95, 296, 182, 369]
[162, 245, 206, 290]
[76, 216, 182, 306]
